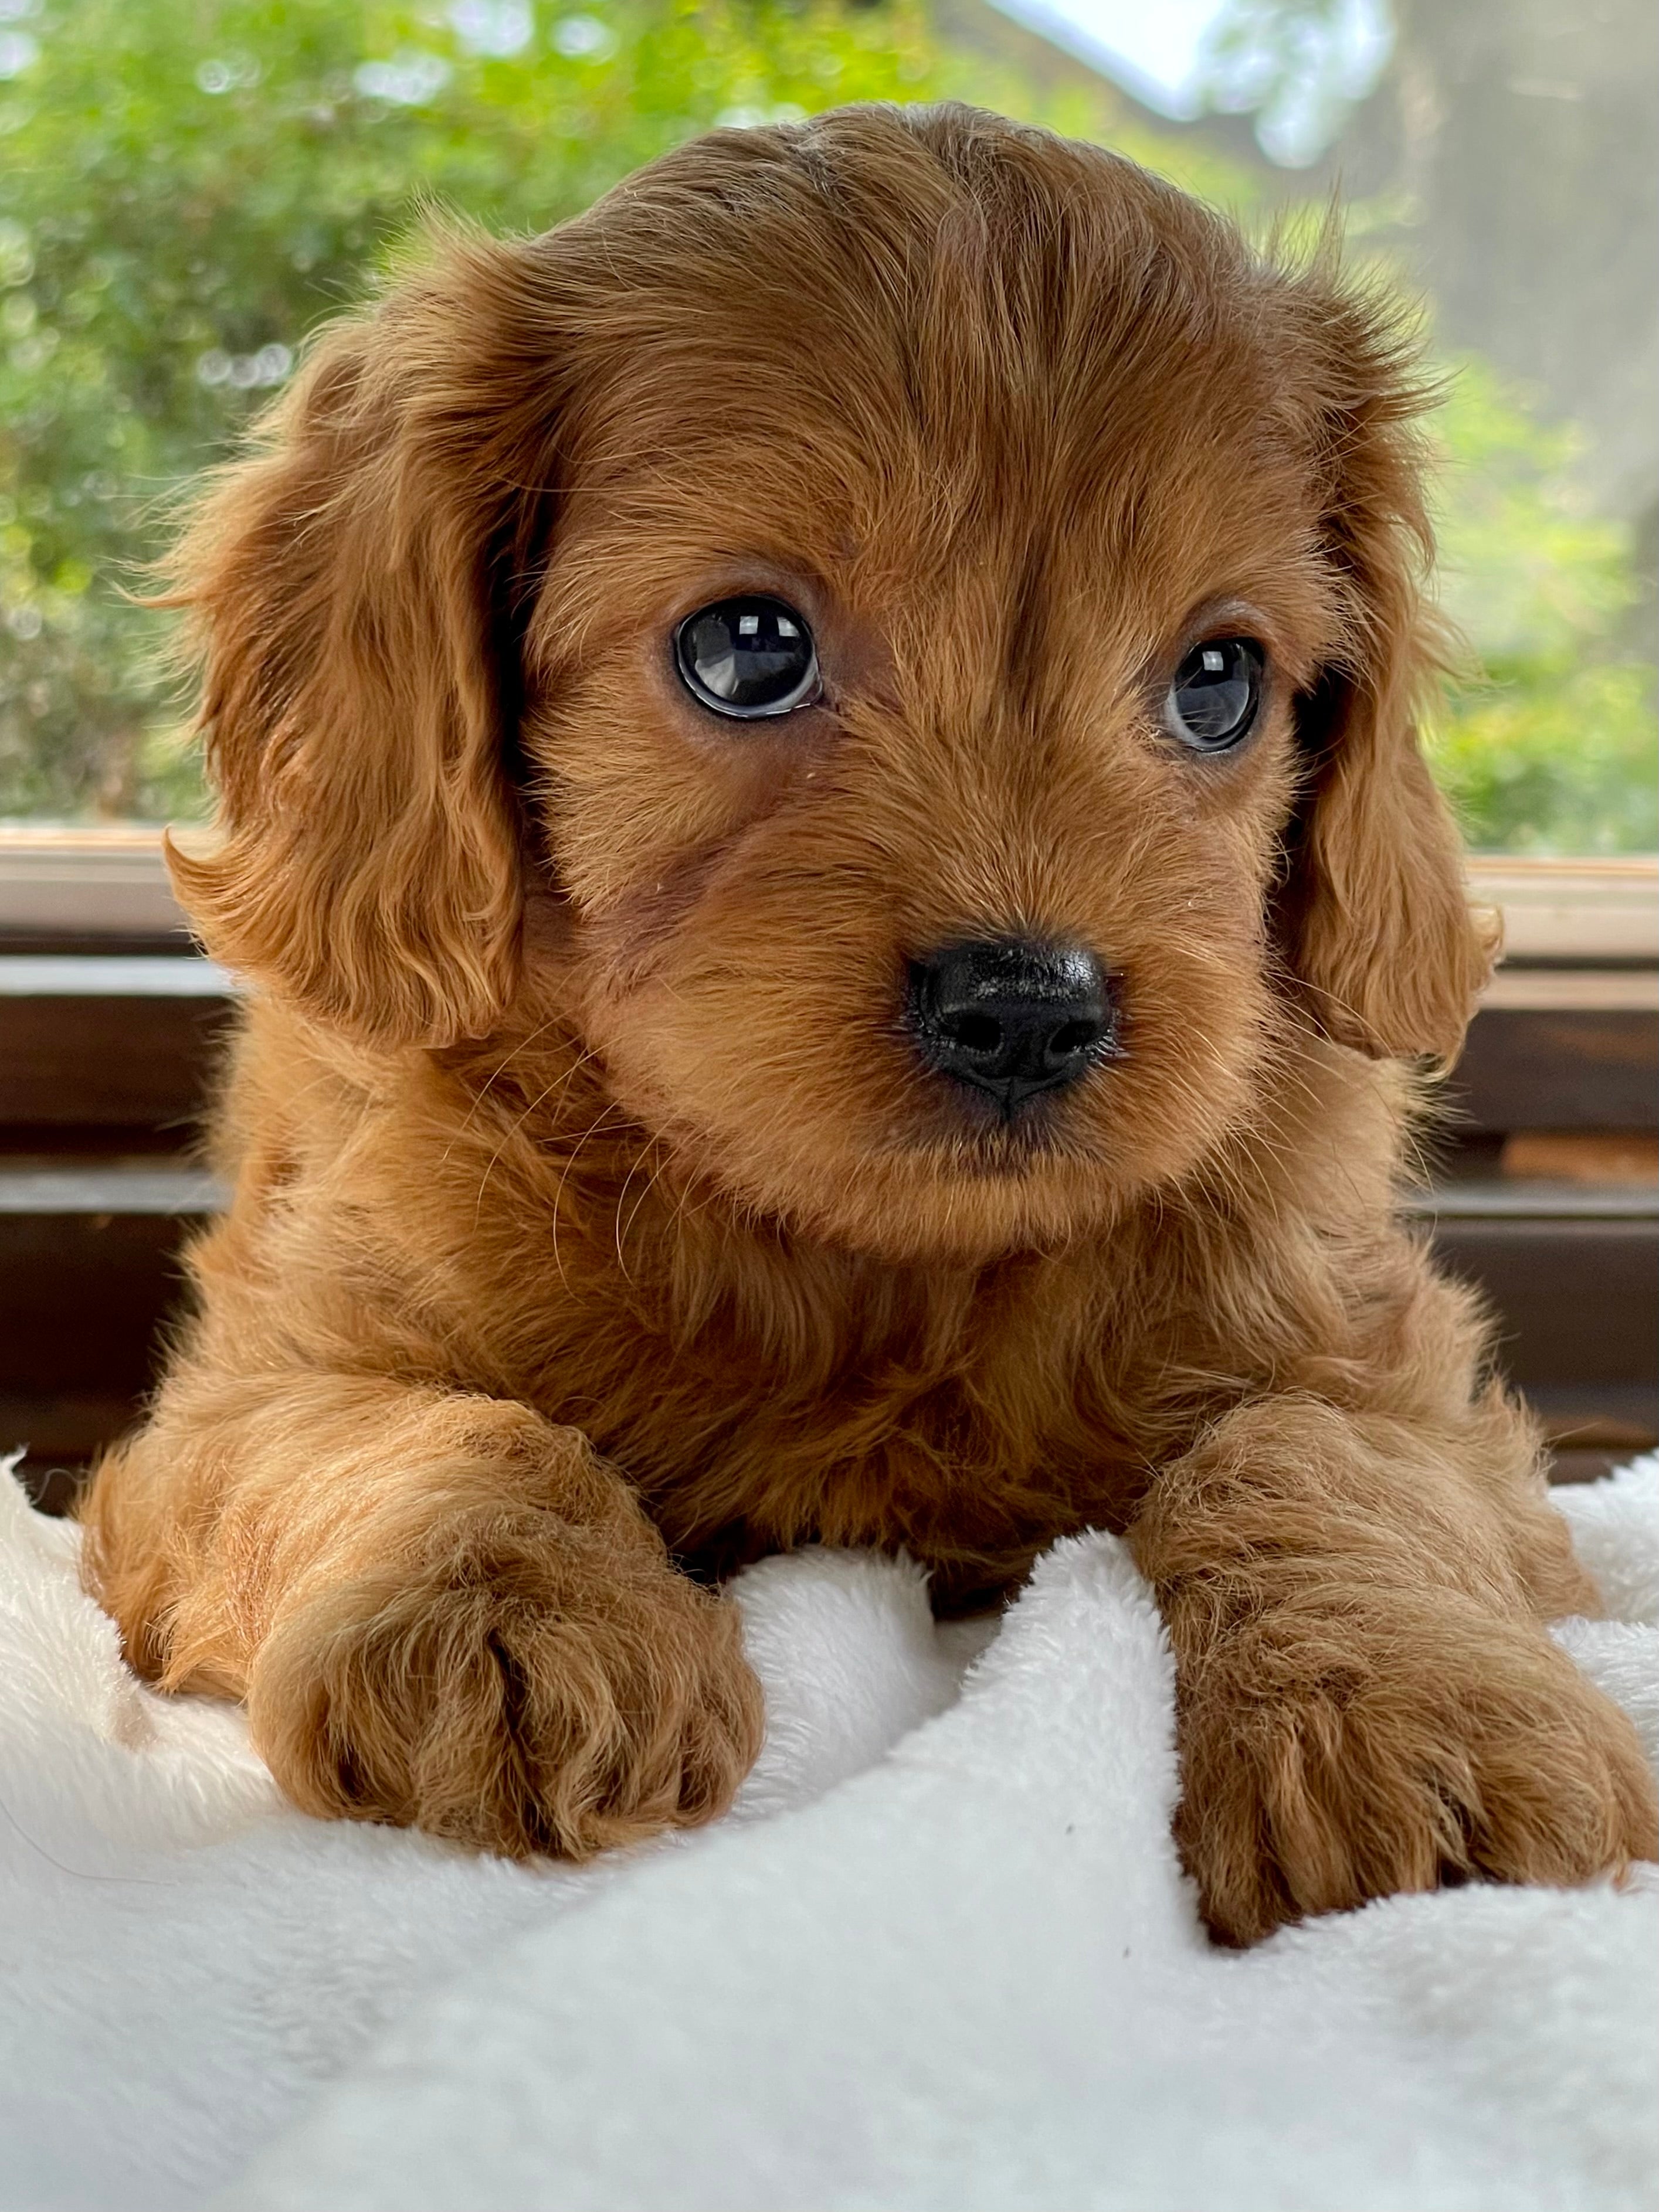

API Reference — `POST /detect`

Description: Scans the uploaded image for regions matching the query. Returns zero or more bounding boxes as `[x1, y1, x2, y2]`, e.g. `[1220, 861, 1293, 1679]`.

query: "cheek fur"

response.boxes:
[560, 742, 1288, 1261]
[525, 668, 832, 979]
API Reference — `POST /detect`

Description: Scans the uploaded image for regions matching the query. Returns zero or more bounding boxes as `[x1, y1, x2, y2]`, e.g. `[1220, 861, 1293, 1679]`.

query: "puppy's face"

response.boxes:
[175, 107, 1490, 1263]
[517, 165, 1336, 1261]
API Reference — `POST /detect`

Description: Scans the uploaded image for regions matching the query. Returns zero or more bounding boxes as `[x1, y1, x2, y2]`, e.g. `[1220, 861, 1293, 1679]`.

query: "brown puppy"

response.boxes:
[80, 102, 1655, 1944]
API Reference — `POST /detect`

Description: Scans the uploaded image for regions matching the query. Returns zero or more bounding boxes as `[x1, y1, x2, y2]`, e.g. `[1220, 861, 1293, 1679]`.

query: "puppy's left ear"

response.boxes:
[165, 228, 564, 1049]
[1277, 285, 1497, 1062]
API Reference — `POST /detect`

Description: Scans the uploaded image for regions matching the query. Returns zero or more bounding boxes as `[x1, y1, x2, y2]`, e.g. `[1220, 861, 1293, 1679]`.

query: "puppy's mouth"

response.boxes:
[951, 1133, 1064, 1180]
[897, 1090, 1108, 1178]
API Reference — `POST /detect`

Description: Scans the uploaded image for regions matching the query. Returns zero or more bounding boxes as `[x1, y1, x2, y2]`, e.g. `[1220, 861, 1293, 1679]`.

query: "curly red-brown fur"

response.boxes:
[80, 104, 1654, 1936]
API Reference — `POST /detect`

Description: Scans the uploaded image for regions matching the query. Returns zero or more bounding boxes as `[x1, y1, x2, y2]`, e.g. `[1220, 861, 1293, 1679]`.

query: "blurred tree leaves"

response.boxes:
[1, 0, 1652, 849]
[0, 0, 976, 817]
[1426, 359, 1656, 853]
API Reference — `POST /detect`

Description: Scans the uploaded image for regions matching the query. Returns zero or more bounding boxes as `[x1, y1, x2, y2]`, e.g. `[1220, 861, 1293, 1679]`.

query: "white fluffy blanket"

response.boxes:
[2, 1457, 1656, 2212]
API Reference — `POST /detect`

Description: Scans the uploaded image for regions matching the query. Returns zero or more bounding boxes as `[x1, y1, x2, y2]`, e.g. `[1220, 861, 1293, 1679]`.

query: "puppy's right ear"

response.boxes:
[167, 235, 559, 1047]
[1273, 260, 1495, 1063]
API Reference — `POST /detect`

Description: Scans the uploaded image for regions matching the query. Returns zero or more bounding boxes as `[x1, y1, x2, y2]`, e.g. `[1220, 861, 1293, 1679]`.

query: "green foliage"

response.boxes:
[0, 0, 1244, 823]
[1, 0, 1650, 854]
[0, 0, 1005, 818]
[1426, 360, 1657, 852]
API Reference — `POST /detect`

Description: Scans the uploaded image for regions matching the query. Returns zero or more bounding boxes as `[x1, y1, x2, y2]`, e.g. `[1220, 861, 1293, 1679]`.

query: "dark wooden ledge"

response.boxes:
[1, 833, 1653, 1507]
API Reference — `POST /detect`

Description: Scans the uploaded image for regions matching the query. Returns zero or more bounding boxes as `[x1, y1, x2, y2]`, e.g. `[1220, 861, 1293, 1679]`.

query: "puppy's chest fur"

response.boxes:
[395, 1182, 1158, 1599]
[222, 1010, 1371, 1604]
[538, 1256, 1168, 1602]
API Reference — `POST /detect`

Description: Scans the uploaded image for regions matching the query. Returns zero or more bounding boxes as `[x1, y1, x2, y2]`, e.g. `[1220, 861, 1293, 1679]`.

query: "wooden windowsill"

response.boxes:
[1467, 855, 1659, 966]
[3, 829, 1655, 964]
[0, 824, 198, 944]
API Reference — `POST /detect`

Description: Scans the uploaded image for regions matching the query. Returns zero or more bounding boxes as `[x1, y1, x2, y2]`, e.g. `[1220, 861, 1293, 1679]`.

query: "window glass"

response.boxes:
[1, 0, 1651, 852]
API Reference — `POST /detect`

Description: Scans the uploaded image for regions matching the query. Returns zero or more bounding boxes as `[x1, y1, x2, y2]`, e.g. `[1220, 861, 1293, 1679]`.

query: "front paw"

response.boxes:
[1176, 1603, 1659, 1945]
[247, 1510, 764, 1858]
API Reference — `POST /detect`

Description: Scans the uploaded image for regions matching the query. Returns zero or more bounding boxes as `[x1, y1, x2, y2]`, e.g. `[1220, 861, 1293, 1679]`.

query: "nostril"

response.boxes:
[1047, 1017, 1104, 1061]
[945, 1012, 1004, 1056]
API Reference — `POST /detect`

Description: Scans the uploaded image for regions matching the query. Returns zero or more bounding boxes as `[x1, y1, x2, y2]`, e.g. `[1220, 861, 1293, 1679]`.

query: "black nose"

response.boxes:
[905, 938, 1119, 1114]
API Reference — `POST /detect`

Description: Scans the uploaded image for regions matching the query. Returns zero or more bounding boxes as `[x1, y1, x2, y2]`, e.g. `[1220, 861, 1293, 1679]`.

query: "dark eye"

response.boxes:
[674, 595, 820, 719]
[1164, 638, 1264, 751]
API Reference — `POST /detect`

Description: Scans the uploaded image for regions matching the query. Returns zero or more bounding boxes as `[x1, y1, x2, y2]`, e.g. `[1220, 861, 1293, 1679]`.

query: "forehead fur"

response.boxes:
[517, 106, 1386, 679]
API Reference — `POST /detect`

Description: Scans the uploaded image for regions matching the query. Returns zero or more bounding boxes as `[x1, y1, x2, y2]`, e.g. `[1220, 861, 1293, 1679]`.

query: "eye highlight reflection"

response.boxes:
[674, 596, 822, 719]
[1163, 638, 1264, 752]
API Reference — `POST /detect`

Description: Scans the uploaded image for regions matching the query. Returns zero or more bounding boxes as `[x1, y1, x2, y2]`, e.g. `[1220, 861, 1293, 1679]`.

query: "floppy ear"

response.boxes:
[167, 233, 560, 1047]
[1276, 285, 1497, 1063]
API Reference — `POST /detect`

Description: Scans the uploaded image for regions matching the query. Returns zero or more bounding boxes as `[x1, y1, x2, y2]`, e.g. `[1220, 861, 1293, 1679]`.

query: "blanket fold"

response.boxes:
[2, 1457, 1655, 2212]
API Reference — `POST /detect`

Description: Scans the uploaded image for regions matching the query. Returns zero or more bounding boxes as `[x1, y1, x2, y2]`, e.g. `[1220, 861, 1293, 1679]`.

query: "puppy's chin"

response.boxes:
[642, 1112, 1155, 1267]
[820, 1147, 1134, 1266]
